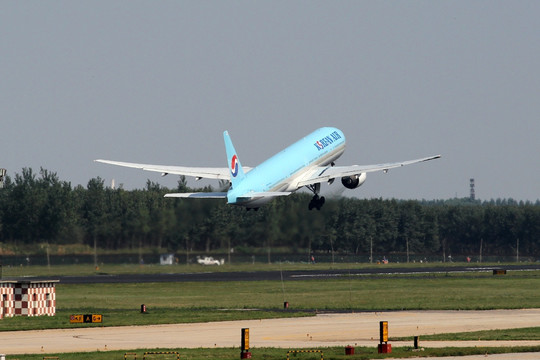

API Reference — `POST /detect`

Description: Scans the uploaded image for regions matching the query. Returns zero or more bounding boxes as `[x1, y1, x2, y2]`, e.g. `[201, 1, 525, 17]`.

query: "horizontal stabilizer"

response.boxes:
[164, 192, 228, 199]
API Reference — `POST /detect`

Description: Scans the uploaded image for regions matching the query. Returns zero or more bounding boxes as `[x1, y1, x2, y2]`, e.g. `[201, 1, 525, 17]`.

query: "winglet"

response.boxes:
[223, 131, 246, 189]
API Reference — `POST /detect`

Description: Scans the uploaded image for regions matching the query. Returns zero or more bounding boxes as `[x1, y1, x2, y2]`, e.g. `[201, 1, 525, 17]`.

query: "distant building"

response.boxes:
[160, 254, 175, 265]
[0, 280, 58, 318]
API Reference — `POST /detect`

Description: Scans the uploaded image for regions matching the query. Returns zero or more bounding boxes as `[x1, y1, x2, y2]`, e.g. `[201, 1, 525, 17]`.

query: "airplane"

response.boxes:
[95, 127, 440, 210]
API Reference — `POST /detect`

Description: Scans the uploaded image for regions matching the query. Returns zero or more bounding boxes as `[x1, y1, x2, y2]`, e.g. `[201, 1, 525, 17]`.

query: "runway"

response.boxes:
[18, 263, 540, 284]
[2, 266, 540, 357]
[1, 309, 540, 355]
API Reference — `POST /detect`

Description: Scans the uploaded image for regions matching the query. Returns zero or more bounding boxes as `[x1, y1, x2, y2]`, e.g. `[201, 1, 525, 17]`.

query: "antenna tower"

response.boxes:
[0, 168, 6, 188]
[470, 178, 475, 201]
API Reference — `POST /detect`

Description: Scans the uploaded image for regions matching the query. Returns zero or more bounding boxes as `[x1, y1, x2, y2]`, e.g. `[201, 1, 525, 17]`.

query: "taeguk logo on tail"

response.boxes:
[230, 154, 239, 177]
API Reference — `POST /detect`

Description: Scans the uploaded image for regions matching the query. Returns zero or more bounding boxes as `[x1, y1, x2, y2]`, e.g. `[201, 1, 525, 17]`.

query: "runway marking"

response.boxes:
[290, 268, 539, 279]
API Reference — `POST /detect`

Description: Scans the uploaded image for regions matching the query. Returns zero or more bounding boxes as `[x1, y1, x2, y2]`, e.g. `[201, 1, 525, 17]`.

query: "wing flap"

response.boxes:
[297, 155, 441, 187]
[164, 192, 228, 199]
[238, 191, 291, 198]
[236, 191, 291, 202]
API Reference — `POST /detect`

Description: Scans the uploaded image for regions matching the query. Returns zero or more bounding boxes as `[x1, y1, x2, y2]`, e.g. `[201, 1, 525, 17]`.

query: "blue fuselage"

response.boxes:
[227, 127, 346, 206]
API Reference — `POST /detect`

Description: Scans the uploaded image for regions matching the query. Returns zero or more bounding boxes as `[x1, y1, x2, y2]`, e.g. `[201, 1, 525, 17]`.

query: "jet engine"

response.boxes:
[341, 173, 367, 189]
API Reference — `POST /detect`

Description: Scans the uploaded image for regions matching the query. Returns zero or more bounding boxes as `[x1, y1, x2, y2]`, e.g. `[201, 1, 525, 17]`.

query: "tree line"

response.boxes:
[0, 168, 539, 260]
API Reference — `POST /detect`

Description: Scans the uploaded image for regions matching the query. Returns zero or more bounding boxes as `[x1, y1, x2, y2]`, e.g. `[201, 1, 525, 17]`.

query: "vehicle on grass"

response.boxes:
[196, 256, 224, 265]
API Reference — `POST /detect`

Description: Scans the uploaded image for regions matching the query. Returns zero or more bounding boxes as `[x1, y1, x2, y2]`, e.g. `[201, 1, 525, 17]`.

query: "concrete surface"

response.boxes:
[1, 309, 539, 356]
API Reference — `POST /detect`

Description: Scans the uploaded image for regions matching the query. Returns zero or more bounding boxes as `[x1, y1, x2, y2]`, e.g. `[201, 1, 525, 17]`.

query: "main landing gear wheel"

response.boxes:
[306, 183, 325, 210]
[308, 195, 325, 211]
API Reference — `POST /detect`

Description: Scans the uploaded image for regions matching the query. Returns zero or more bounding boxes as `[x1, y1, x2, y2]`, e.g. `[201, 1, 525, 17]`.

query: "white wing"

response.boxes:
[94, 159, 250, 181]
[297, 155, 441, 187]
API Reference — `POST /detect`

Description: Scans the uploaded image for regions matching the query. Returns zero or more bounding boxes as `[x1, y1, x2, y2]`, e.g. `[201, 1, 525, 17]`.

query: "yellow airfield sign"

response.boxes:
[70, 314, 102, 324]
[69, 314, 83, 323]
[380, 321, 388, 343]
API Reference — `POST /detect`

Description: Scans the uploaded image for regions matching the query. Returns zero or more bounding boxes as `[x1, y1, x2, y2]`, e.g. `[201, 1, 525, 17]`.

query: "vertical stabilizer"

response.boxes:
[223, 131, 246, 188]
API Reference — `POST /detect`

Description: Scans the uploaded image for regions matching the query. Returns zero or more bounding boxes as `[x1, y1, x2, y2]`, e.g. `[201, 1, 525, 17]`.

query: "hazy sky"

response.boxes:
[2, 1, 539, 201]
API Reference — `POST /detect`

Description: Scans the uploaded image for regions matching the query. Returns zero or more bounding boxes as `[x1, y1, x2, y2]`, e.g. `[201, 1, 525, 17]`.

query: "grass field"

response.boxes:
[1, 269, 539, 331]
[395, 327, 540, 341]
[59, 271, 540, 310]
[1, 263, 540, 358]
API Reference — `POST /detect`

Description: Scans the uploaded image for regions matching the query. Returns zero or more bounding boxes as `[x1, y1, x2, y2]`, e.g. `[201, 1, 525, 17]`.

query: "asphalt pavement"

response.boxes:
[8, 263, 540, 284]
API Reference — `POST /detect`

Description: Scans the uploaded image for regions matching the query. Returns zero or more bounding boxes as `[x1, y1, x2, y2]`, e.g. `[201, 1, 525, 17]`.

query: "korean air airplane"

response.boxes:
[95, 127, 440, 210]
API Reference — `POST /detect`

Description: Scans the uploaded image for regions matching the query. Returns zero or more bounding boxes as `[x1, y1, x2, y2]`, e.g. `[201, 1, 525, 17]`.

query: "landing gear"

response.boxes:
[306, 183, 325, 210]
[308, 194, 325, 211]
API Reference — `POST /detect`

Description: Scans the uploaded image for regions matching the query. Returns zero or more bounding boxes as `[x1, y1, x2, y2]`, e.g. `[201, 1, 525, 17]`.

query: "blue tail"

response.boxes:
[223, 131, 246, 189]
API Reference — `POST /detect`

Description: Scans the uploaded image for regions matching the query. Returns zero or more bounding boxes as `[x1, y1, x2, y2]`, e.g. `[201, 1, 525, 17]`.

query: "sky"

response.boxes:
[1, 1, 539, 202]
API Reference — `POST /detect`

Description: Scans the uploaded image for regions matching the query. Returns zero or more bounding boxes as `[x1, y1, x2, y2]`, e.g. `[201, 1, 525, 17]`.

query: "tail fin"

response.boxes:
[223, 131, 246, 188]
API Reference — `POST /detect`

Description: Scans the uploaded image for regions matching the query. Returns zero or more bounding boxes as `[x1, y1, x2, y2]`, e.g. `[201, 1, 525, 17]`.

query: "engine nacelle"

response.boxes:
[341, 173, 367, 189]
